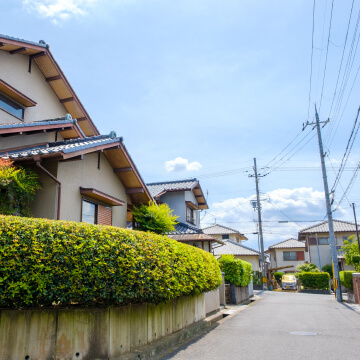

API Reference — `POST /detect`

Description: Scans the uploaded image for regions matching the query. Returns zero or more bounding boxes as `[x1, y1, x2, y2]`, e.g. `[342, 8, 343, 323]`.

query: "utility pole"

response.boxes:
[351, 203, 360, 252]
[250, 158, 266, 288]
[303, 105, 342, 302]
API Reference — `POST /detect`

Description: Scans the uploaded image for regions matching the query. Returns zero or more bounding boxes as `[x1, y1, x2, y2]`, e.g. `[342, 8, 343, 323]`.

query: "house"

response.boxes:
[202, 223, 248, 244]
[298, 220, 357, 271]
[147, 179, 223, 252]
[0, 34, 151, 226]
[266, 238, 309, 273]
[213, 240, 261, 272]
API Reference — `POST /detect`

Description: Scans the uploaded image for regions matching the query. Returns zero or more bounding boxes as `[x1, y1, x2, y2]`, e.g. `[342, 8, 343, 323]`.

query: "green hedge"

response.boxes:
[218, 255, 252, 287]
[297, 272, 330, 289]
[340, 271, 356, 290]
[274, 272, 284, 282]
[0, 215, 222, 308]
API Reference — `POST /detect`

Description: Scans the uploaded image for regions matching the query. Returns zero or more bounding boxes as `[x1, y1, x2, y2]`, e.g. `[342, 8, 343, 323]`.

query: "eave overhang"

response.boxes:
[0, 35, 99, 138]
[80, 187, 125, 206]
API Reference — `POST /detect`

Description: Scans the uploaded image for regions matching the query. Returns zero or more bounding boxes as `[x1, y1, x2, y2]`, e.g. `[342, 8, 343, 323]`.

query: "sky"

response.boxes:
[2, 0, 360, 251]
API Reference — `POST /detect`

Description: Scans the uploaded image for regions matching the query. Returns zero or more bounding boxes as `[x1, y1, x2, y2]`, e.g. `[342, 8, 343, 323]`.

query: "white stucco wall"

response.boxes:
[160, 192, 186, 224]
[271, 248, 308, 272]
[0, 51, 67, 123]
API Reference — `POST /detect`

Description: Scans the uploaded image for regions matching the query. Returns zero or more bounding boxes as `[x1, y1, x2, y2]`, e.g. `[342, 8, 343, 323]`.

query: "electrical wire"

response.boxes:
[307, 0, 316, 121]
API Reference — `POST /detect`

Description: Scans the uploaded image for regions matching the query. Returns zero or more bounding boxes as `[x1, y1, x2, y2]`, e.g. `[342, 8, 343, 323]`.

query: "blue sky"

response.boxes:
[2, 0, 360, 250]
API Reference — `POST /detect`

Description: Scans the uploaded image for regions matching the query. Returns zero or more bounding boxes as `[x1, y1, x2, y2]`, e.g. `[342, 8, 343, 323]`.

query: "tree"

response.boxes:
[0, 159, 41, 216]
[341, 235, 360, 272]
[132, 202, 178, 235]
[296, 262, 320, 272]
[321, 264, 333, 278]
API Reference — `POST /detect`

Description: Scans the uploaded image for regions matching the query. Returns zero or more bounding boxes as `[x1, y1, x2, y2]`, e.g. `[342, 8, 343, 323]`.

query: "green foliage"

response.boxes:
[132, 202, 178, 235]
[252, 271, 262, 285]
[274, 272, 284, 282]
[296, 263, 320, 272]
[297, 272, 330, 289]
[339, 271, 356, 290]
[0, 159, 41, 217]
[341, 236, 360, 271]
[218, 255, 252, 287]
[0, 215, 222, 308]
[321, 264, 333, 278]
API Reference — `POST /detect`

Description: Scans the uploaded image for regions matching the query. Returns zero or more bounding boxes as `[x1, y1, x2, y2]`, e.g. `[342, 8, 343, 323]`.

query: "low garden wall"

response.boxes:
[230, 284, 250, 304]
[0, 293, 205, 360]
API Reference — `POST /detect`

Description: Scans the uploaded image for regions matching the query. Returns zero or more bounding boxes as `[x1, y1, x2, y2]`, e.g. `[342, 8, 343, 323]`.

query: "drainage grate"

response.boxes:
[290, 331, 317, 336]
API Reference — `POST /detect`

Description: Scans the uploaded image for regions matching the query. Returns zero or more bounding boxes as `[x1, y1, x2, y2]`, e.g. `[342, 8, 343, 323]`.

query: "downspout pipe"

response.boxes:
[36, 161, 61, 220]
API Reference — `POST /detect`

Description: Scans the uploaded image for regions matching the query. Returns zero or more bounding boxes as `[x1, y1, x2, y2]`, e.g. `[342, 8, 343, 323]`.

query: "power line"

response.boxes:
[318, 0, 335, 113]
[307, 0, 316, 121]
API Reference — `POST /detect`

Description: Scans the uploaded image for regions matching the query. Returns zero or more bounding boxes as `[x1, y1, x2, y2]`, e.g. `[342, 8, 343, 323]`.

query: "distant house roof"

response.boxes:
[0, 116, 86, 138]
[0, 133, 152, 207]
[298, 220, 357, 236]
[213, 240, 259, 256]
[267, 238, 305, 250]
[166, 222, 224, 244]
[0, 34, 99, 137]
[202, 224, 248, 240]
[147, 178, 208, 209]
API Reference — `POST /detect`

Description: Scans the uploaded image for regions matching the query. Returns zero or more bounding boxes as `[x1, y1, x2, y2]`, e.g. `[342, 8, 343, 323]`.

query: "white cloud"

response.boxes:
[23, 0, 98, 23]
[164, 157, 202, 172]
[201, 187, 353, 250]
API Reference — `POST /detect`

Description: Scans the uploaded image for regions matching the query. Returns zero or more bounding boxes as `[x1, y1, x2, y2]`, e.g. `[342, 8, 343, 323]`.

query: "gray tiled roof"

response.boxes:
[147, 179, 199, 198]
[299, 220, 357, 234]
[268, 238, 305, 249]
[0, 117, 74, 129]
[0, 34, 48, 48]
[202, 224, 246, 236]
[213, 240, 260, 256]
[166, 222, 203, 235]
[0, 134, 119, 160]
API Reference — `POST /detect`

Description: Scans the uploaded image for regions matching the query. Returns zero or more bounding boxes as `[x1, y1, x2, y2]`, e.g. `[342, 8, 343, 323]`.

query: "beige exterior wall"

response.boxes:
[29, 161, 58, 220]
[57, 152, 127, 228]
[268, 247, 309, 272]
[0, 51, 67, 124]
[0, 132, 64, 151]
[306, 231, 356, 270]
[210, 233, 244, 244]
[234, 255, 260, 272]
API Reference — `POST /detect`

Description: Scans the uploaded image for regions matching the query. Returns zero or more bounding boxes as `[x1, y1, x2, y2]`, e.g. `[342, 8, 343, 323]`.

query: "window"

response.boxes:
[82, 199, 112, 225]
[0, 93, 24, 119]
[283, 251, 304, 261]
[186, 206, 195, 225]
[318, 237, 329, 245]
[222, 234, 229, 240]
[283, 251, 297, 261]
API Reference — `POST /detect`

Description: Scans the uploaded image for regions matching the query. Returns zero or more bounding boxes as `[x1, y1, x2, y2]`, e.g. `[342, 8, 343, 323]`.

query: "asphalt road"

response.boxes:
[163, 291, 360, 360]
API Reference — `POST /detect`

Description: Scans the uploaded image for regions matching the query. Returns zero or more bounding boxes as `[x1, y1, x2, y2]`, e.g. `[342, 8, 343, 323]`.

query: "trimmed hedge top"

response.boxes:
[0, 215, 222, 308]
[340, 271, 356, 290]
[297, 272, 330, 289]
[218, 254, 252, 287]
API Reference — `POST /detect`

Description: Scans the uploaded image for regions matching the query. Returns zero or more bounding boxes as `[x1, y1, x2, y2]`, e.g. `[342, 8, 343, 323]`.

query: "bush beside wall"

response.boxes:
[340, 271, 356, 290]
[0, 215, 222, 308]
[297, 272, 330, 289]
[218, 255, 252, 287]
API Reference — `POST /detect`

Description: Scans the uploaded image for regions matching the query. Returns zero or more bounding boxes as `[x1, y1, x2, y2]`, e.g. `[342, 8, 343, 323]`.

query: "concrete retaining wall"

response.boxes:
[352, 273, 360, 304]
[230, 284, 250, 305]
[0, 294, 205, 360]
[204, 288, 220, 316]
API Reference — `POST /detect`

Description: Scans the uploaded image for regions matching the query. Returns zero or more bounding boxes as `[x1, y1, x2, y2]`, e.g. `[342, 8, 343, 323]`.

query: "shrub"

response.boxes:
[0, 215, 222, 308]
[0, 159, 41, 216]
[252, 271, 262, 285]
[341, 236, 360, 272]
[274, 272, 284, 282]
[132, 202, 178, 234]
[321, 264, 333, 278]
[218, 255, 252, 287]
[297, 272, 330, 289]
[296, 263, 320, 272]
[340, 271, 356, 290]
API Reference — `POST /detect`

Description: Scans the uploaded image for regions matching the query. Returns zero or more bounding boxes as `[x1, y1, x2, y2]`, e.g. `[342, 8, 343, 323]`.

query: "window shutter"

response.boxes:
[296, 251, 305, 260]
[97, 205, 112, 226]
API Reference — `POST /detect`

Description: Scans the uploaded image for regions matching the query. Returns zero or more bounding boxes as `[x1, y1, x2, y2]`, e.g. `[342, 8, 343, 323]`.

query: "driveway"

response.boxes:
[162, 291, 360, 360]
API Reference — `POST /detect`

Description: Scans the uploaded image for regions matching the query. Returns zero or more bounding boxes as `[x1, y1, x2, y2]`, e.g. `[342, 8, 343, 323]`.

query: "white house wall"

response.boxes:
[273, 248, 308, 272]
[184, 190, 200, 227]
[0, 51, 67, 124]
[160, 192, 186, 224]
